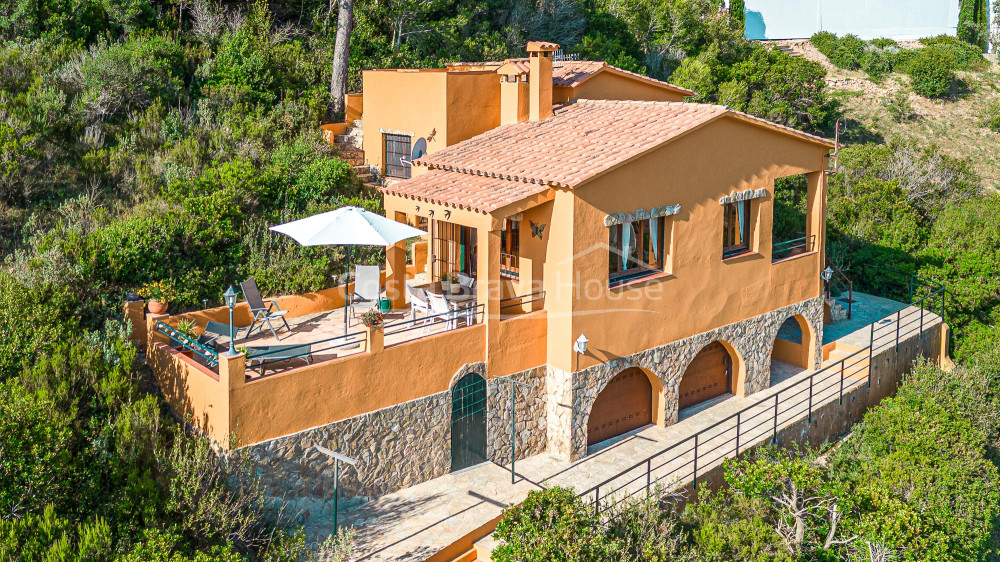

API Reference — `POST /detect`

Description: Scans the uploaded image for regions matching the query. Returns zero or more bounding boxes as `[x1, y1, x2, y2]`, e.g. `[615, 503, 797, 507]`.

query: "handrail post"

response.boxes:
[771, 394, 779, 444]
[867, 322, 874, 388]
[692, 434, 699, 489]
[896, 310, 903, 351]
[807, 374, 814, 422]
[735, 412, 740, 456]
[646, 458, 651, 493]
[839, 360, 844, 405]
[594, 486, 600, 516]
[920, 305, 924, 339]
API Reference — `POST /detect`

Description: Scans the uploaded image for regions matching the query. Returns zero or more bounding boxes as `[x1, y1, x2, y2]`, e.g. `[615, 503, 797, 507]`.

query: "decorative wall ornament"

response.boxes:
[530, 220, 546, 239]
[603, 204, 681, 227]
[719, 188, 767, 205]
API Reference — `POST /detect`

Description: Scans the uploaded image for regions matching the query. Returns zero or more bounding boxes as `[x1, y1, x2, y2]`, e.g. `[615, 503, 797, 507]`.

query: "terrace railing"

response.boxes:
[578, 297, 945, 515]
[772, 234, 816, 262]
[500, 252, 520, 280]
[155, 320, 220, 368]
[499, 291, 546, 314]
[245, 330, 367, 373]
[383, 303, 485, 340]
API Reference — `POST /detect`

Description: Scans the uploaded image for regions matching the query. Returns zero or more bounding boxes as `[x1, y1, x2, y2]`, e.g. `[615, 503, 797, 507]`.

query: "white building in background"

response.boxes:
[736, 0, 962, 41]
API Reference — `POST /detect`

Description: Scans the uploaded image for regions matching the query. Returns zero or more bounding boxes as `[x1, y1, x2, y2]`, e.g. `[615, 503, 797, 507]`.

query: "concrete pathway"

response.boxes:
[315, 302, 941, 561]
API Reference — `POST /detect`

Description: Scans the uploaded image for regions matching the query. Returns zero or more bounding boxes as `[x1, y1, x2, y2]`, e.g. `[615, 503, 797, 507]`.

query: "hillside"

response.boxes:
[774, 40, 1000, 189]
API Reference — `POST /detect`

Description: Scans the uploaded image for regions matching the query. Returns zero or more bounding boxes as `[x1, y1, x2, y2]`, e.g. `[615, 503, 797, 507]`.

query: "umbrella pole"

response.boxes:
[344, 245, 351, 336]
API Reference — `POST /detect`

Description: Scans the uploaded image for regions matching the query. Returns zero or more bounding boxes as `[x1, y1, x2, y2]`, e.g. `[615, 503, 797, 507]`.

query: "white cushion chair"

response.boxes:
[407, 285, 430, 321]
[425, 292, 457, 333]
[457, 273, 475, 289]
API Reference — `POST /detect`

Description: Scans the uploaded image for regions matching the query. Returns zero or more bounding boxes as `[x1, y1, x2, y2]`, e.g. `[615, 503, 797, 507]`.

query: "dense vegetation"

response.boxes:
[1, 0, 998, 558]
[494, 359, 1000, 560]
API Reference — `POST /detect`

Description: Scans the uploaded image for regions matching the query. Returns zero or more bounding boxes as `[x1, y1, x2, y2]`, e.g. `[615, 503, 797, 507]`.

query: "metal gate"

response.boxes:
[451, 373, 487, 471]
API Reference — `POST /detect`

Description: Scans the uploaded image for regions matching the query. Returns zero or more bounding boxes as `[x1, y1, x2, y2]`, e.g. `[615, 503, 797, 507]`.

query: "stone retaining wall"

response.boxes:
[486, 367, 548, 464]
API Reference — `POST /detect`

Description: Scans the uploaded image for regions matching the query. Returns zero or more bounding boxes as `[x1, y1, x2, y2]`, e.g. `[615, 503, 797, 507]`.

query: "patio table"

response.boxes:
[422, 282, 477, 325]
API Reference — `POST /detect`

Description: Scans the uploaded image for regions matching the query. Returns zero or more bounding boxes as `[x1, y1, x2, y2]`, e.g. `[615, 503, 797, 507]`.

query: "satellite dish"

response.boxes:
[411, 138, 427, 160]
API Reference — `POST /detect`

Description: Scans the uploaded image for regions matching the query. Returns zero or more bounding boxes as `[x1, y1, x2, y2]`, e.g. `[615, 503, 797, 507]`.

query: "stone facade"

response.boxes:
[486, 367, 548, 464]
[554, 296, 824, 460]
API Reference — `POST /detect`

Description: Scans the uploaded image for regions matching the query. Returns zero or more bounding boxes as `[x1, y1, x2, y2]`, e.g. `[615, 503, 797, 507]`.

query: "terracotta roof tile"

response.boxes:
[444, 60, 691, 94]
[526, 41, 560, 51]
[381, 170, 551, 214]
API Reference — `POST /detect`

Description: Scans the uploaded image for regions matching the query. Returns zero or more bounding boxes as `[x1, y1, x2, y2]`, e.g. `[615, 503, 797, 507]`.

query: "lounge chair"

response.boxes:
[246, 344, 312, 375]
[240, 278, 292, 339]
[350, 265, 383, 319]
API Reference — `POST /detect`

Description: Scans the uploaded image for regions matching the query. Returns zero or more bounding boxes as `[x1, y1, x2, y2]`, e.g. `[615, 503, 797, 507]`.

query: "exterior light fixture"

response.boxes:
[821, 266, 834, 283]
[223, 286, 238, 355]
[574, 333, 589, 355]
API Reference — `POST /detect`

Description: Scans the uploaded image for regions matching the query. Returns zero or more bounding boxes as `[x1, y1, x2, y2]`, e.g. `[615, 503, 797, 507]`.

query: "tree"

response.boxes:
[329, 0, 355, 120]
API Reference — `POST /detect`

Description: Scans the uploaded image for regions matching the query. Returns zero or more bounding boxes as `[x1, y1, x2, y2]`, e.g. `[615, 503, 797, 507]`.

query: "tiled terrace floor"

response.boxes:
[295, 297, 940, 560]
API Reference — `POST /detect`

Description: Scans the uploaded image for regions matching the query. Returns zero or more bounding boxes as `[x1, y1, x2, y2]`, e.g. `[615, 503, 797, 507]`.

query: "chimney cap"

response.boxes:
[526, 41, 560, 53]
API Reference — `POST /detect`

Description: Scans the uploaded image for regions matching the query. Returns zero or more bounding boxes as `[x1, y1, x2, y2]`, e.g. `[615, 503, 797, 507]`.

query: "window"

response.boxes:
[384, 133, 411, 178]
[609, 217, 665, 283]
[722, 200, 751, 258]
[431, 220, 476, 278]
[500, 219, 520, 279]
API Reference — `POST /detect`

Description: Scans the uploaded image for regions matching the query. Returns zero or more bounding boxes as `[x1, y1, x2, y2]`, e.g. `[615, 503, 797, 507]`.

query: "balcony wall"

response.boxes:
[489, 310, 547, 378]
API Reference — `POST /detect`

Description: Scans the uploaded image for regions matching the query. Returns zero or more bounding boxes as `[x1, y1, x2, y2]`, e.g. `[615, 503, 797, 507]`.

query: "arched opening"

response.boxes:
[587, 367, 658, 447]
[770, 315, 815, 385]
[451, 372, 487, 471]
[679, 341, 736, 411]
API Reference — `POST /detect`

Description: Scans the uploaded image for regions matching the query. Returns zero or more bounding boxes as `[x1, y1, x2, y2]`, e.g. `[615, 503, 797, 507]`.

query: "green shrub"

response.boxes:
[884, 90, 914, 122]
[870, 37, 898, 49]
[905, 45, 955, 98]
[493, 487, 616, 560]
[860, 48, 894, 81]
[728, 0, 745, 33]
[830, 34, 865, 70]
[810, 31, 838, 57]
[918, 34, 988, 70]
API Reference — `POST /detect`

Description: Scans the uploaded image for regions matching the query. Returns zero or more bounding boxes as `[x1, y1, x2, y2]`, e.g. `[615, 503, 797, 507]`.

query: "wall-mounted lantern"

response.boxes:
[574, 333, 589, 355]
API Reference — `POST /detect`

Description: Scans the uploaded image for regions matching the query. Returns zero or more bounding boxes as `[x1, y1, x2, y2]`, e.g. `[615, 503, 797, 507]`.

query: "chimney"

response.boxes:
[527, 41, 558, 121]
[498, 63, 529, 125]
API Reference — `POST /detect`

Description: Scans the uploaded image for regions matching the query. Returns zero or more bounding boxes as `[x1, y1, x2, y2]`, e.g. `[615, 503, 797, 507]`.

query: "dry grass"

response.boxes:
[773, 40, 1000, 190]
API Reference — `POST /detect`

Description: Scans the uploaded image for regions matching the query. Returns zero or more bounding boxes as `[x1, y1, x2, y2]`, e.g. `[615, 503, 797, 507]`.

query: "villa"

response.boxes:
[137, 41, 948, 559]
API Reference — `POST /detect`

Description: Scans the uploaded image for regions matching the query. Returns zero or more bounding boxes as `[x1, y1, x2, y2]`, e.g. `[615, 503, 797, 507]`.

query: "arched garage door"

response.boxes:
[679, 342, 733, 410]
[587, 368, 652, 446]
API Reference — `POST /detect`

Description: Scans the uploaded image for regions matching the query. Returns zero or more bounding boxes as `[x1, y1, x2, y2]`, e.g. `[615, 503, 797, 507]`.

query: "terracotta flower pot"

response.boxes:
[148, 300, 169, 314]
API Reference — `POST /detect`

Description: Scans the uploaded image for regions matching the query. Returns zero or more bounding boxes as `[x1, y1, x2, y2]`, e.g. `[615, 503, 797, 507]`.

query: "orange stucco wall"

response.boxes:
[557, 116, 829, 372]
[488, 311, 548, 378]
[553, 71, 689, 104]
[346, 93, 363, 123]
[148, 342, 230, 443]
[230, 324, 487, 444]
[361, 69, 499, 175]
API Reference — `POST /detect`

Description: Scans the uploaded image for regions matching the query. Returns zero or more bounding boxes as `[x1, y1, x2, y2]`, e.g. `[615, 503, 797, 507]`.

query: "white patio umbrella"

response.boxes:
[270, 206, 426, 335]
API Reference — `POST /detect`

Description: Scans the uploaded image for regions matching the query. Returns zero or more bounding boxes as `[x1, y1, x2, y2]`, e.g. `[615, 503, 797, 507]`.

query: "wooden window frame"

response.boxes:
[609, 216, 666, 284]
[384, 133, 411, 179]
[722, 200, 752, 259]
[500, 219, 520, 279]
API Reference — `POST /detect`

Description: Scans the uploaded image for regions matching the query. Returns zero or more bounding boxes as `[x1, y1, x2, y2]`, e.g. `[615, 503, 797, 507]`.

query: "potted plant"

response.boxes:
[362, 309, 385, 329]
[142, 281, 176, 314]
[447, 273, 461, 294]
[440, 274, 452, 292]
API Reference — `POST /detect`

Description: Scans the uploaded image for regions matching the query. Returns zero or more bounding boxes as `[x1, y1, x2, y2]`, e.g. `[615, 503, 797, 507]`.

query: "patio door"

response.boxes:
[451, 373, 487, 471]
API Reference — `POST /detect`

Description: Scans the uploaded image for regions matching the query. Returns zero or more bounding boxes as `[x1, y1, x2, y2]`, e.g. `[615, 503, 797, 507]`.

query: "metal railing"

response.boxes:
[155, 321, 220, 368]
[772, 234, 816, 262]
[245, 331, 367, 369]
[383, 303, 485, 338]
[499, 291, 546, 312]
[578, 301, 945, 515]
[501, 252, 520, 280]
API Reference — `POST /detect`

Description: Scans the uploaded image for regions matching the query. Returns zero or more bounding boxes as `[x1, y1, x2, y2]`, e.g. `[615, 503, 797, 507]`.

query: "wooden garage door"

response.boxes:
[679, 342, 732, 410]
[587, 368, 652, 446]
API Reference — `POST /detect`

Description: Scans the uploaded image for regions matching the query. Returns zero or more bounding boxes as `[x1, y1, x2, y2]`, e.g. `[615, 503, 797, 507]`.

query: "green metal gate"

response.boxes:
[451, 373, 487, 471]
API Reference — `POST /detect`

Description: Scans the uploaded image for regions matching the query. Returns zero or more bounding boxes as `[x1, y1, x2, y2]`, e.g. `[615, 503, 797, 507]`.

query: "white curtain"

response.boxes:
[621, 221, 633, 268]
[650, 218, 659, 265]
[736, 203, 746, 244]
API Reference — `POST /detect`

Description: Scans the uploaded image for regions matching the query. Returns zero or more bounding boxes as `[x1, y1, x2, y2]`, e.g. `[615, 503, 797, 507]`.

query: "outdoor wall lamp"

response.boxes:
[223, 285, 237, 355]
[821, 266, 834, 283]
[574, 333, 589, 355]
